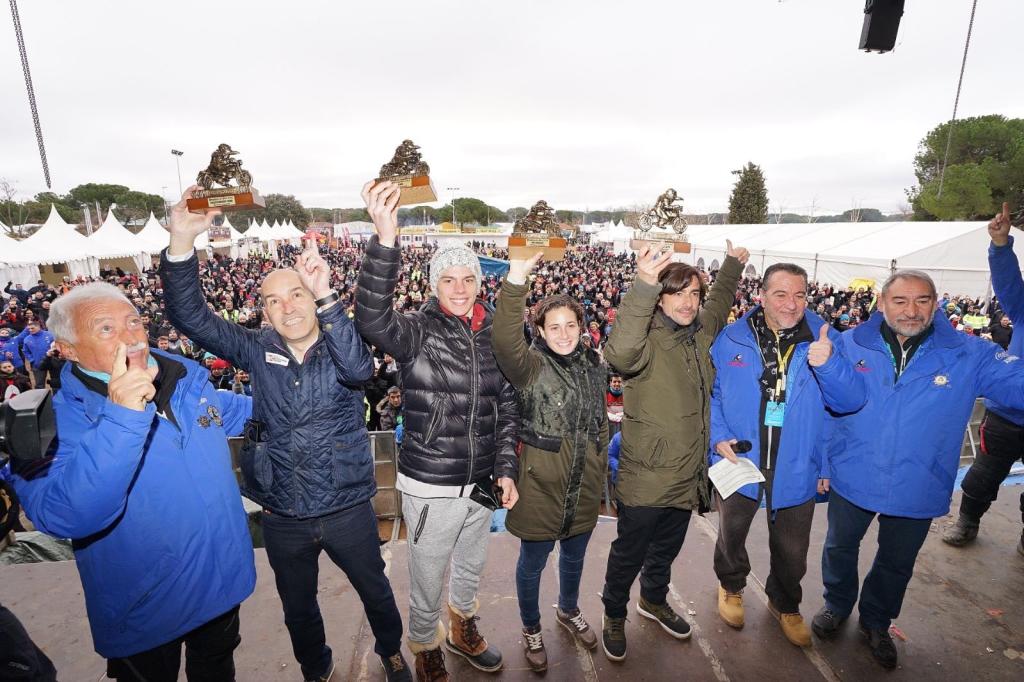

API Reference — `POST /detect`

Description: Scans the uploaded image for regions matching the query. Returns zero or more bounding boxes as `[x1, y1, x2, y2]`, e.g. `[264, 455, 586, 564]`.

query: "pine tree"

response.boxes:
[727, 162, 769, 224]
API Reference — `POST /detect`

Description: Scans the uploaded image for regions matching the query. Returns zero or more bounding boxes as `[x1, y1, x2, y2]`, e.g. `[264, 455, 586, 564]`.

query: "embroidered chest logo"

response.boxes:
[198, 406, 223, 428]
[855, 359, 871, 373]
[728, 353, 747, 367]
[933, 374, 950, 388]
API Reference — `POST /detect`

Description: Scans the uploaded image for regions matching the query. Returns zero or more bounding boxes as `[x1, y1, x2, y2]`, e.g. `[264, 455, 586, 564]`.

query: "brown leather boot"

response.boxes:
[445, 602, 503, 672]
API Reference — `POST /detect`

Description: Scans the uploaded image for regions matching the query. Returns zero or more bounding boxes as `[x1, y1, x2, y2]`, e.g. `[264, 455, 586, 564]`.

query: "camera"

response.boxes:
[0, 389, 56, 477]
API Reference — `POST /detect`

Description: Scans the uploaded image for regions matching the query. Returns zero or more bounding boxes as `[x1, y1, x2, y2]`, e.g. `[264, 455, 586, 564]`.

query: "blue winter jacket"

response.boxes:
[985, 236, 1024, 426]
[12, 351, 255, 658]
[0, 334, 24, 368]
[18, 327, 53, 368]
[160, 250, 376, 518]
[826, 309, 1024, 518]
[709, 309, 866, 510]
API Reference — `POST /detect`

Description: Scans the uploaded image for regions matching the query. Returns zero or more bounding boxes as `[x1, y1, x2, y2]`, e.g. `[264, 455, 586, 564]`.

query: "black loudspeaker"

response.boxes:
[859, 0, 905, 53]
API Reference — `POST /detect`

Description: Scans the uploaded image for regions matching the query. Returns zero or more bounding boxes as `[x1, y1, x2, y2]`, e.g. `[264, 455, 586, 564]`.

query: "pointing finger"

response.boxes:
[1003, 202, 1011, 222]
[726, 239, 733, 253]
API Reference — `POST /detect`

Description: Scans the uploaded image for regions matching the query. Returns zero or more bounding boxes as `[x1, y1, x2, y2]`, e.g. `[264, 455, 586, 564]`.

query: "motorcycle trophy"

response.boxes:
[629, 188, 691, 253]
[508, 200, 567, 261]
[186, 144, 266, 213]
[375, 139, 437, 206]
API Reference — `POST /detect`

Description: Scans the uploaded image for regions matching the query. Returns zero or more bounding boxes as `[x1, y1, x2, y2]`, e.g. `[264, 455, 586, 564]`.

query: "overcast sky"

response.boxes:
[2, 0, 1022, 216]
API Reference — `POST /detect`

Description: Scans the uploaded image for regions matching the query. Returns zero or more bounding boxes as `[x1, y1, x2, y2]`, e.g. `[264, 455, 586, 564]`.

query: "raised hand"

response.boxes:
[107, 343, 157, 412]
[807, 323, 833, 367]
[726, 239, 750, 265]
[361, 180, 401, 248]
[507, 252, 543, 285]
[635, 245, 675, 286]
[294, 243, 332, 299]
[989, 202, 1012, 247]
[168, 185, 223, 256]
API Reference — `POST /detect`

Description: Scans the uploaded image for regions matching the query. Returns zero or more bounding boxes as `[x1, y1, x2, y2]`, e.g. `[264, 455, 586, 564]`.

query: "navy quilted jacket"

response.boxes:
[160, 251, 375, 518]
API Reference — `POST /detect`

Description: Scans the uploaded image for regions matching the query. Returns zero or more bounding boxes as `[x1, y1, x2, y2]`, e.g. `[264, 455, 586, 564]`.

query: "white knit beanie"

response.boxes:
[429, 241, 483, 292]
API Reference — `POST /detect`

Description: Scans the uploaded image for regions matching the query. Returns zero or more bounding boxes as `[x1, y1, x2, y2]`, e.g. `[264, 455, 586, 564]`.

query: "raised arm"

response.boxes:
[699, 241, 746, 338]
[603, 246, 673, 376]
[354, 181, 422, 363]
[492, 254, 543, 390]
[987, 204, 1024, 324]
[160, 188, 259, 370]
[807, 323, 867, 415]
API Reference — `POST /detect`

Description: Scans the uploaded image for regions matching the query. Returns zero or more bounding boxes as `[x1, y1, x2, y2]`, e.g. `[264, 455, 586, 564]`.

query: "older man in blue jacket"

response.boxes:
[709, 263, 865, 647]
[160, 189, 409, 682]
[813, 268, 1024, 670]
[944, 203, 1024, 554]
[12, 282, 255, 681]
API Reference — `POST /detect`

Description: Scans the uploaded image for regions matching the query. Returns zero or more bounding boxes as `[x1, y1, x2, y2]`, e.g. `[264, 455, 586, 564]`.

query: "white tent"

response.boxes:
[86, 210, 152, 272]
[0, 228, 41, 286]
[17, 206, 98, 281]
[136, 213, 171, 253]
[671, 221, 995, 297]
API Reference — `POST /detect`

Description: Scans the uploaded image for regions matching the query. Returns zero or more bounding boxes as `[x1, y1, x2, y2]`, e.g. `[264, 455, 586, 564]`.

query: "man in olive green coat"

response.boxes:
[600, 241, 748, 662]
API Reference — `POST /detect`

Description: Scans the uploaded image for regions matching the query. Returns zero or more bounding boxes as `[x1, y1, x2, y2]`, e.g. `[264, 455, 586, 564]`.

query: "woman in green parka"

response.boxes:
[492, 252, 609, 674]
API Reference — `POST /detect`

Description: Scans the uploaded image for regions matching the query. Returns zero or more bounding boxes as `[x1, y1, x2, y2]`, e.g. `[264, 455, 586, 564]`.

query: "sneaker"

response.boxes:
[602, 614, 627, 661]
[941, 514, 980, 547]
[860, 624, 898, 669]
[522, 624, 547, 673]
[555, 606, 598, 650]
[811, 606, 847, 640]
[636, 597, 691, 640]
[717, 586, 744, 629]
[381, 652, 413, 682]
[414, 648, 449, 682]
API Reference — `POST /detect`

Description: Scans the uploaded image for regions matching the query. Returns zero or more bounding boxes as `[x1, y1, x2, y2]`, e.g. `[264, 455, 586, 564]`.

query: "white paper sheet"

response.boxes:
[709, 457, 766, 499]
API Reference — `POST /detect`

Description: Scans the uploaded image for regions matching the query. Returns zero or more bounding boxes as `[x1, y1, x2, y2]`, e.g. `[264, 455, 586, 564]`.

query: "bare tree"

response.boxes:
[0, 179, 24, 234]
[806, 197, 820, 223]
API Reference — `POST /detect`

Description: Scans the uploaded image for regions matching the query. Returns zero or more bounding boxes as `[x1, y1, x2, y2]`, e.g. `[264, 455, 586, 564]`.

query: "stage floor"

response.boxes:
[2, 491, 1022, 681]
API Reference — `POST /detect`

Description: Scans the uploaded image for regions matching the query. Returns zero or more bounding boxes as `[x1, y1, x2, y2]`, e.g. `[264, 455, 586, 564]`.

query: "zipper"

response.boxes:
[461, 322, 479, 486]
[691, 337, 709, 454]
[413, 503, 429, 544]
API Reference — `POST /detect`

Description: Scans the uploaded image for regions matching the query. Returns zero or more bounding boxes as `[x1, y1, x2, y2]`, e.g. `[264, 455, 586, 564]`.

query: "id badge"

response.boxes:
[764, 401, 785, 428]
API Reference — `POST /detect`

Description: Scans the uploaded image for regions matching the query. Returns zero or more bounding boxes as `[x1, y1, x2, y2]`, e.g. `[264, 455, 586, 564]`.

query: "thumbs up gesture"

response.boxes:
[807, 324, 833, 367]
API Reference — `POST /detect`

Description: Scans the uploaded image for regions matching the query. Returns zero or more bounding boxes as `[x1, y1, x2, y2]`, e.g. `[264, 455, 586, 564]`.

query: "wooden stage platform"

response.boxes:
[2, 490, 1022, 681]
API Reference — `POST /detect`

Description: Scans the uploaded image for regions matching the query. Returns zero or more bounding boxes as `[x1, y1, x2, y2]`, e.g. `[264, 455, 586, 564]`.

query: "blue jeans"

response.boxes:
[821, 492, 930, 631]
[261, 501, 403, 680]
[516, 531, 593, 628]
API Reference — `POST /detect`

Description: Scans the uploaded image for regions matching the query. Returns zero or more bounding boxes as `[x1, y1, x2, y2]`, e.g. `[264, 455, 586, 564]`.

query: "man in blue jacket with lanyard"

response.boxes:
[813, 268, 1024, 670]
[161, 188, 410, 682]
[943, 203, 1024, 555]
[12, 282, 255, 681]
[709, 263, 865, 648]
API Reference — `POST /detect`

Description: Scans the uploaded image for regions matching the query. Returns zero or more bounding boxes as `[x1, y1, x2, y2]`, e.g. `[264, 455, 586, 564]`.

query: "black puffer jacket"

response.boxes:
[355, 236, 518, 485]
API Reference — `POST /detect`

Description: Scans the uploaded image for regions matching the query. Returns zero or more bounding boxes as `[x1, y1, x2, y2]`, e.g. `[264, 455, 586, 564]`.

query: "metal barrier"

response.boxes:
[960, 398, 985, 466]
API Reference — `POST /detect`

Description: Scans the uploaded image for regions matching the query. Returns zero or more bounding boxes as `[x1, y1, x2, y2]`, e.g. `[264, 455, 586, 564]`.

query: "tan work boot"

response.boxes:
[717, 586, 744, 629]
[779, 612, 812, 647]
[445, 601, 503, 672]
[413, 648, 449, 682]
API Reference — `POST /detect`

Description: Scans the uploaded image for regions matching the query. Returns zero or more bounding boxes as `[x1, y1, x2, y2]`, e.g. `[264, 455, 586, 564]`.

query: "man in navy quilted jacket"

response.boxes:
[160, 188, 410, 682]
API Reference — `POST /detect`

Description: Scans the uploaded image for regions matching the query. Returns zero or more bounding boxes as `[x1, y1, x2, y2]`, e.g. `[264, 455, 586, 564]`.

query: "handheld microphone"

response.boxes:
[732, 440, 752, 454]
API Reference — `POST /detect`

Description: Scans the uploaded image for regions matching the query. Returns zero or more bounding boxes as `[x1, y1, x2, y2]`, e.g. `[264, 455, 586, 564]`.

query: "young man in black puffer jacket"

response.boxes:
[356, 181, 519, 682]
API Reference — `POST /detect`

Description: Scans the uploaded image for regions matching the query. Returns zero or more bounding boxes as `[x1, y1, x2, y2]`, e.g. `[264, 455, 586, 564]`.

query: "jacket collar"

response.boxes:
[421, 296, 494, 332]
[724, 306, 828, 347]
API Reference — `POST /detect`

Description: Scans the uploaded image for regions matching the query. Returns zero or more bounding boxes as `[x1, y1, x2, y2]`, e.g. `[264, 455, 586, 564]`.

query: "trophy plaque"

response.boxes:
[508, 200, 567, 261]
[186, 144, 266, 213]
[629, 188, 691, 253]
[376, 139, 437, 206]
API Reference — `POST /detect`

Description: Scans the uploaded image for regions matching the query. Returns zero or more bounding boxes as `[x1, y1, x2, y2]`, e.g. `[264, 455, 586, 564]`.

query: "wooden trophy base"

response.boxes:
[187, 187, 266, 213]
[629, 237, 691, 253]
[508, 235, 568, 261]
[376, 174, 437, 206]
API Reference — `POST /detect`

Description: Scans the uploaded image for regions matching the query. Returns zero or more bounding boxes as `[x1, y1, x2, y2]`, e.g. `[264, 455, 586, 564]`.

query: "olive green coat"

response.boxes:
[604, 256, 743, 510]
[492, 281, 609, 541]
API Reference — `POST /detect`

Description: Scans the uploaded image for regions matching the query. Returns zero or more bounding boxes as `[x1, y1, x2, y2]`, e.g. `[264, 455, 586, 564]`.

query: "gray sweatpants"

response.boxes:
[403, 494, 492, 647]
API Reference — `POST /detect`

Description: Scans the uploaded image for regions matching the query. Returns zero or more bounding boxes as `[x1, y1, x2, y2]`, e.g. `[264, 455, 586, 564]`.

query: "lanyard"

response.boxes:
[774, 339, 795, 396]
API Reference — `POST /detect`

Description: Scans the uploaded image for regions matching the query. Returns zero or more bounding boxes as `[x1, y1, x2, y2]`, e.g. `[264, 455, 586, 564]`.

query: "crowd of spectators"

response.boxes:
[1, 239, 1013, 422]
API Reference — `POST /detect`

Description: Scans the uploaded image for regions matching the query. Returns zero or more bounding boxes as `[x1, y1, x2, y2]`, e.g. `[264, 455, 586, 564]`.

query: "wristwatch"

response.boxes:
[315, 290, 340, 312]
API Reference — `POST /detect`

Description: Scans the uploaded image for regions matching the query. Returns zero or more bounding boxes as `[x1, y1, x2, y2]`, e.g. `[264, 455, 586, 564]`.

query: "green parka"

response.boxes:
[492, 281, 609, 541]
[604, 256, 743, 510]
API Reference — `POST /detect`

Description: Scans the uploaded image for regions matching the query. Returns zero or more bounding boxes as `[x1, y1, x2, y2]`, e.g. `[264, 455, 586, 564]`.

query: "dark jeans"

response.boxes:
[105, 606, 240, 682]
[713, 490, 815, 613]
[960, 410, 1024, 523]
[261, 501, 403, 680]
[0, 604, 57, 681]
[821, 492, 930, 631]
[516, 530, 593, 628]
[602, 502, 692, 618]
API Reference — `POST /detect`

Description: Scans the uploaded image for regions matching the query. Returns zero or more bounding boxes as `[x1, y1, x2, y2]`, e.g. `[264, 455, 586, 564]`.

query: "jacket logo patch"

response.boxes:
[728, 353, 747, 367]
[995, 350, 1019, 364]
[855, 359, 871, 373]
[933, 374, 950, 387]
[197, 415, 211, 428]
[265, 352, 289, 367]
[207, 405, 223, 427]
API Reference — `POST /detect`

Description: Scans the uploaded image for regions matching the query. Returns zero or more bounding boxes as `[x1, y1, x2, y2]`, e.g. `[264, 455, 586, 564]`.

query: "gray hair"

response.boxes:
[880, 270, 937, 299]
[48, 282, 133, 343]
